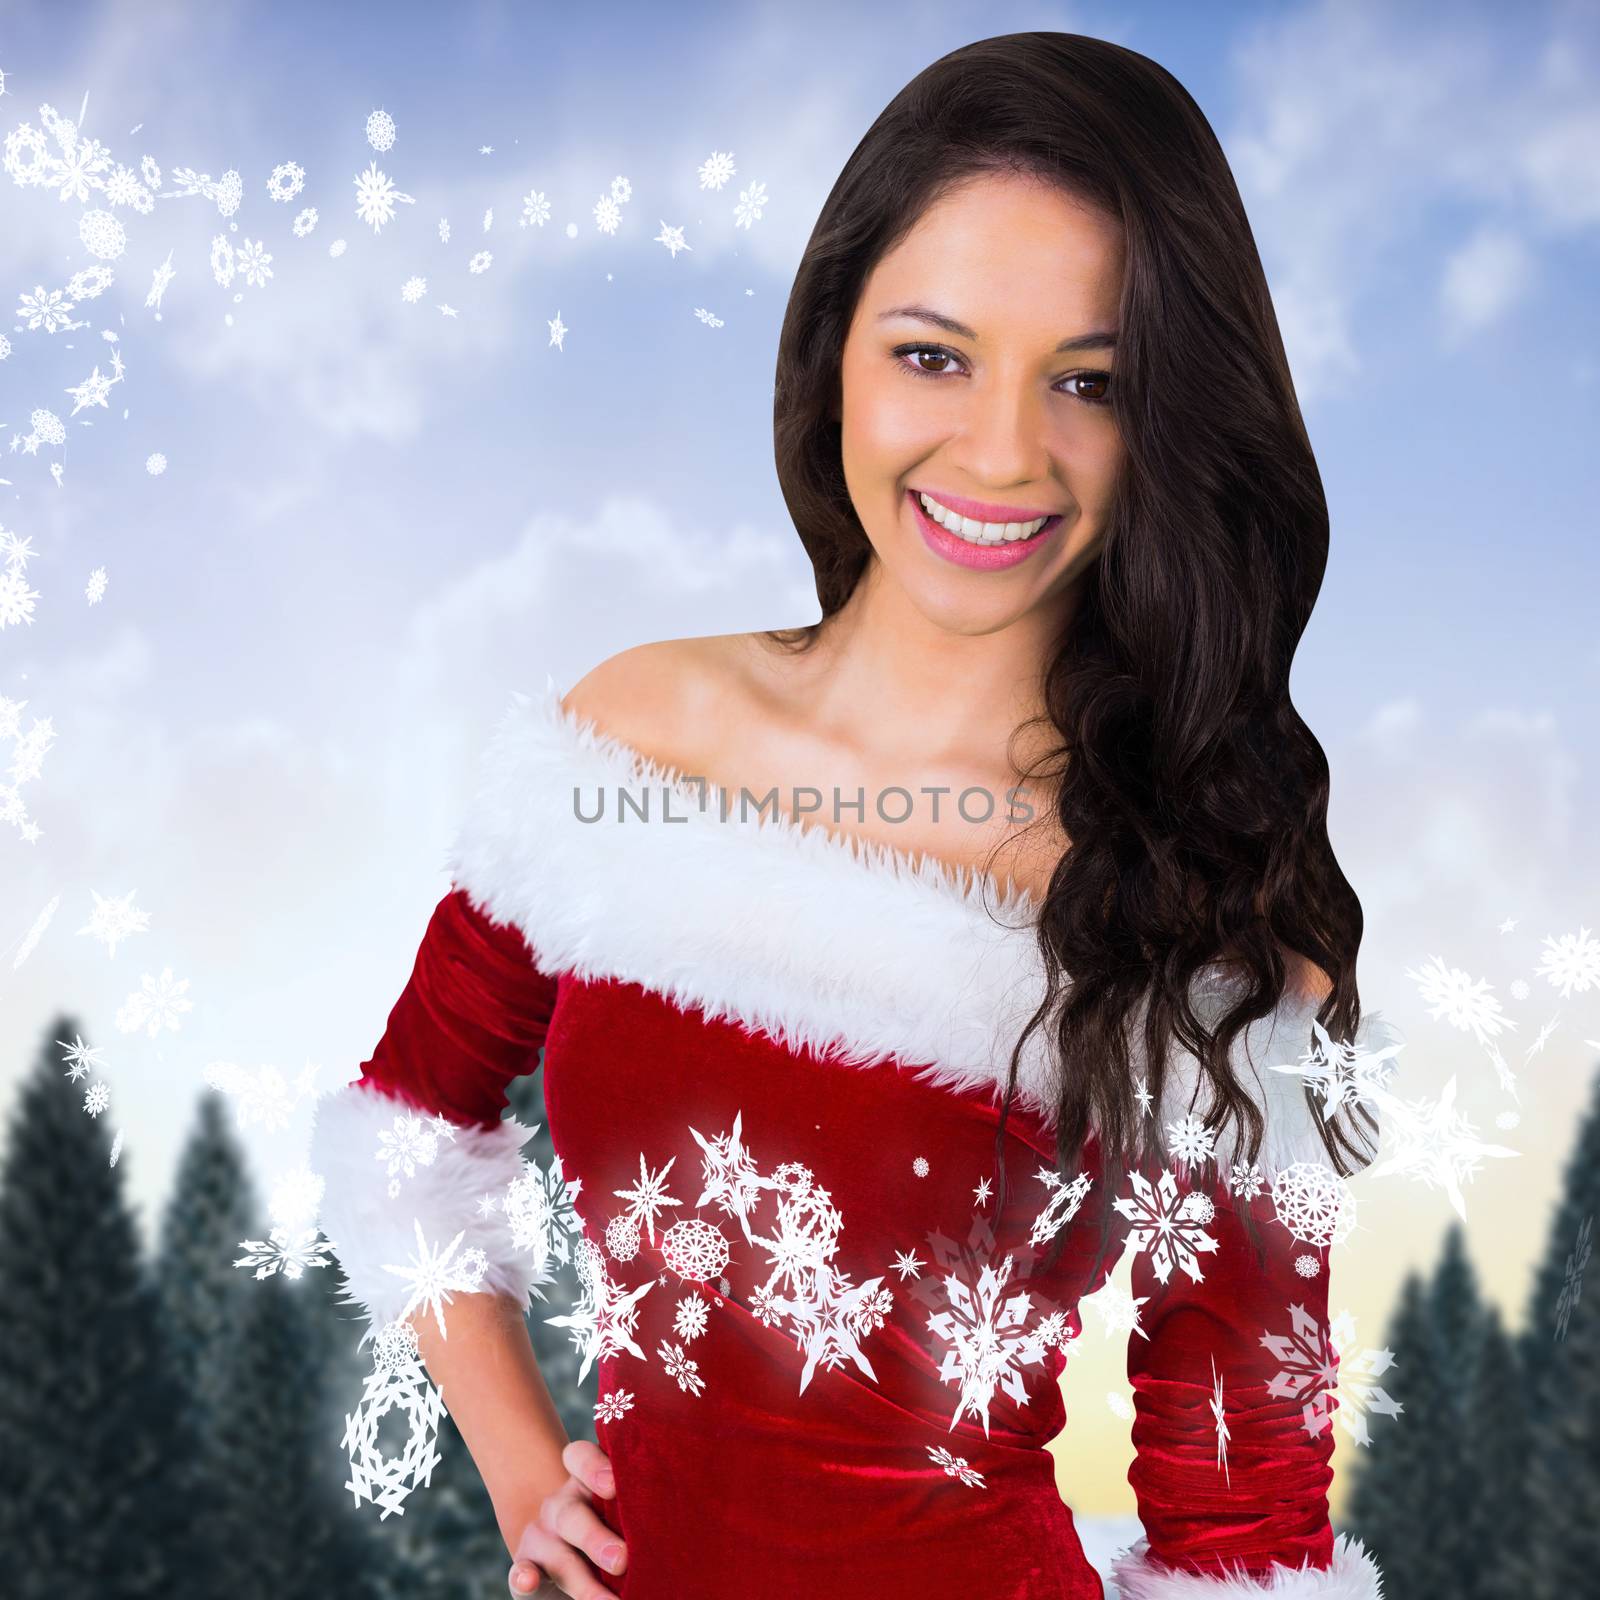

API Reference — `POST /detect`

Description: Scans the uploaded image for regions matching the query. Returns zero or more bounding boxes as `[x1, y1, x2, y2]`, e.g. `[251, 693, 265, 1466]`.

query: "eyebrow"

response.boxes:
[875, 304, 1118, 353]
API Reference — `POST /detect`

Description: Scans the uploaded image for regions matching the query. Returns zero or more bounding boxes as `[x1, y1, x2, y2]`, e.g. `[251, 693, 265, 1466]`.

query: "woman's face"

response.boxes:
[837, 172, 1126, 636]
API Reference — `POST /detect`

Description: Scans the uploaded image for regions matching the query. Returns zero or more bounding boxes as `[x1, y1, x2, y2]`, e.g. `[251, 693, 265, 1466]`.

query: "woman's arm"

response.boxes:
[406, 1290, 571, 1550]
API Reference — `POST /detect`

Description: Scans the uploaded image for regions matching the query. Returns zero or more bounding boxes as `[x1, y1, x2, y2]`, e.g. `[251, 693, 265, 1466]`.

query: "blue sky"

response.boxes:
[2, 0, 1598, 1514]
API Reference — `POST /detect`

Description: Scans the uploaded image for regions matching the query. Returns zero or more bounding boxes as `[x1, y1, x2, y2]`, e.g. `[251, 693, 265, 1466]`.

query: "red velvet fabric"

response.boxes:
[346, 887, 1345, 1596]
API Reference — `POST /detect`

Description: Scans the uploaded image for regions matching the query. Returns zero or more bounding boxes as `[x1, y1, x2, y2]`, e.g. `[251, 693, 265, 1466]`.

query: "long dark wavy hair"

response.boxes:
[765, 32, 1378, 1279]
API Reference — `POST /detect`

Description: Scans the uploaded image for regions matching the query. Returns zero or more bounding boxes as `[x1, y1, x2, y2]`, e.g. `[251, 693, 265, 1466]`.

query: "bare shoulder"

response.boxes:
[560, 631, 795, 764]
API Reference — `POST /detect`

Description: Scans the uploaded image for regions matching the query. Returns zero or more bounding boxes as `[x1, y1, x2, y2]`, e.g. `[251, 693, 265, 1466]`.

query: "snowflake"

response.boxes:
[292, 206, 317, 236]
[1270, 1016, 1405, 1118]
[1326, 1308, 1404, 1446]
[520, 189, 550, 228]
[1112, 1167, 1219, 1285]
[613, 1152, 683, 1246]
[925, 1251, 1048, 1437]
[1260, 1299, 1401, 1452]
[610, 174, 632, 204]
[673, 1293, 710, 1343]
[365, 109, 397, 152]
[692, 1110, 780, 1245]
[698, 149, 737, 190]
[400, 275, 427, 303]
[1294, 1253, 1321, 1278]
[83, 1079, 110, 1116]
[376, 1111, 439, 1181]
[372, 1319, 420, 1375]
[1079, 1277, 1151, 1342]
[468, 250, 492, 273]
[733, 179, 769, 229]
[1105, 1390, 1132, 1420]
[544, 1240, 656, 1384]
[235, 1224, 334, 1281]
[86, 566, 107, 603]
[1364, 1075, 1519, 1220]
[380, 1219, 487, 1342]
[1178, 1191, 1215, 1226]
[593, 194, 622, 235]
[661, 1216, 731, 1284]
[595, 1388, 634, 1424]
[206, 1060, 320, 1131]
[502, 1144, 585, 1286]
[1404, 954, 1515, 1047]
[265, 160, 304, 202]
[268, 1163, 324, 1228]
[1029, 1165, 1093, 1247]
[1555, 1213, 1593, 1341]
[605, 1213, 641, 1262]
[693, 305, 722, 326]
[58, 1032, 107, 1081]
[114, 965, 194, 1038]
[353, 160, 414, 233]
[1536, 926, 1600, 999]
[770, 1259, 893, 1396]
[926, 1443, 986, 1489]
[76, 886, 150, 957]
[1209, 1353, 1231, 1487]
[913, 1155, 930, 1177]
[342, 1352, 445, 1519]
[891, 1248, 925, 1281]
[656, 1339, 705, 1396]
[1270, 1161, 1356, 1250]
[109, 1128, 123, 1166]
[1166, 1112, 1216, 1171]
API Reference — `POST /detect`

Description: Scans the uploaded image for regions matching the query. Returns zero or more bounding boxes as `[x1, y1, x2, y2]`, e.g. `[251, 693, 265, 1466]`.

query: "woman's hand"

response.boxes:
[507, 1438, 628, 1597]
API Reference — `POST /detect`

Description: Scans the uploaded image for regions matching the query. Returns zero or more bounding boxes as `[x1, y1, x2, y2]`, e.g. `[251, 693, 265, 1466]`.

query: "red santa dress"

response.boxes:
[308, 676, 1396, 1599]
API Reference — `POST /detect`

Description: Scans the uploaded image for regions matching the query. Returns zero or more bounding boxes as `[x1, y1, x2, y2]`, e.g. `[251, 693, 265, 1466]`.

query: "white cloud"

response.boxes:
[1224, 0, 1600, 399]
[1440, 227, 1537, 342]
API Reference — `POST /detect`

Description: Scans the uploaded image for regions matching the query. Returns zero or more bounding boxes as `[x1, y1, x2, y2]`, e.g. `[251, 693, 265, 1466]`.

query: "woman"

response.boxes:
[311, 31, 1398, 1599]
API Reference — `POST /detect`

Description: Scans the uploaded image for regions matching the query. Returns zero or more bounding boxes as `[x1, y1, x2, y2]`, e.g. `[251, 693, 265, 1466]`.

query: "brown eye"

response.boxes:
[901, 346, 959, 376]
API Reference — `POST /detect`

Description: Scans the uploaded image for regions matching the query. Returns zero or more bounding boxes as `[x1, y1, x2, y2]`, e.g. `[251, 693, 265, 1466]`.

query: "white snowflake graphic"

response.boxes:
[1363, 1074, 1519, 1220]
[1270, 1161, 1356, 1250]
[341, 1350, 445, 1519]
[1262, 1303, 1402, 1447]
[1535, 926, 1600, 999]
[1112, 1167, 1220, 1285]
[656, 1339, 705, 1396]
[1555, 1213, 1593, 1341]
[1405, 954, 1515, 1047]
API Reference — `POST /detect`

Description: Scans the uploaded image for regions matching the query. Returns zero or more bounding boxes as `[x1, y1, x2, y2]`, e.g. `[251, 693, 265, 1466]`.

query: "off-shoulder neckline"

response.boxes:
[539, 672, 1044, 937]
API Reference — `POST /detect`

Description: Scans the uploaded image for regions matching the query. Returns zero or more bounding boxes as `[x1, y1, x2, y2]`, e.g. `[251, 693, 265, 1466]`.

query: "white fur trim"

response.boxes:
[1109, 1533, 1385, 1597]
[442, 674, 1405, 1149]
[443, 675, 1062, 1119]
[1155, 975, 1404, 1179]
[308, 1078, 542, 1346]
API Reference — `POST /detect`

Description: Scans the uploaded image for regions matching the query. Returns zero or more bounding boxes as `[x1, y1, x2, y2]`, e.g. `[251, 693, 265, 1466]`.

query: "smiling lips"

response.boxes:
[908, 487, 1066, 571]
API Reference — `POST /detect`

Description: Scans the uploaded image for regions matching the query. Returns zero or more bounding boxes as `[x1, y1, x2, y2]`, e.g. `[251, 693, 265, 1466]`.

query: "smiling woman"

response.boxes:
[310, 28, 1396, 1600]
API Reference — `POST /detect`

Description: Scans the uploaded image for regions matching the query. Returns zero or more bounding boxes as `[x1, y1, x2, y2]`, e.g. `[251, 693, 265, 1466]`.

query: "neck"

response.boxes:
[800, 555, 1086, 773]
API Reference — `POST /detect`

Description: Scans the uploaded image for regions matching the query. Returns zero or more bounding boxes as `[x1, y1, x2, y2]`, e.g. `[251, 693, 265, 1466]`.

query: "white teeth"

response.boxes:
[917, 491, 1051, 545]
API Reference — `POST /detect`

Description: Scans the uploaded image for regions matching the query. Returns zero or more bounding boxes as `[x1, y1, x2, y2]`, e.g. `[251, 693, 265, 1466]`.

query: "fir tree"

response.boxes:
[1469, 1304, 1534, 1600]
[1419, 1223, 1489, 1594]
[1510, 1061, 1600, 1596]
[0, 1016, 187, 1594]
[1343, 1269, 1431, 1591]
[151, 1091, 263, 1591]
[207, 1268, 384, 1597]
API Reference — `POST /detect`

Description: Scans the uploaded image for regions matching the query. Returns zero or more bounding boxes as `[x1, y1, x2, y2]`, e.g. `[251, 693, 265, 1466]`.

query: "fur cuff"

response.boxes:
[1109, 1534, 1384, 1598]
[307, 1079, 542, 1346]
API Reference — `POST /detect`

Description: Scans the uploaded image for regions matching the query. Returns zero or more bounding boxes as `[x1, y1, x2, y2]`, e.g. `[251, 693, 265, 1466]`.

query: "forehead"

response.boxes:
[862, 174, 1124, 325]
